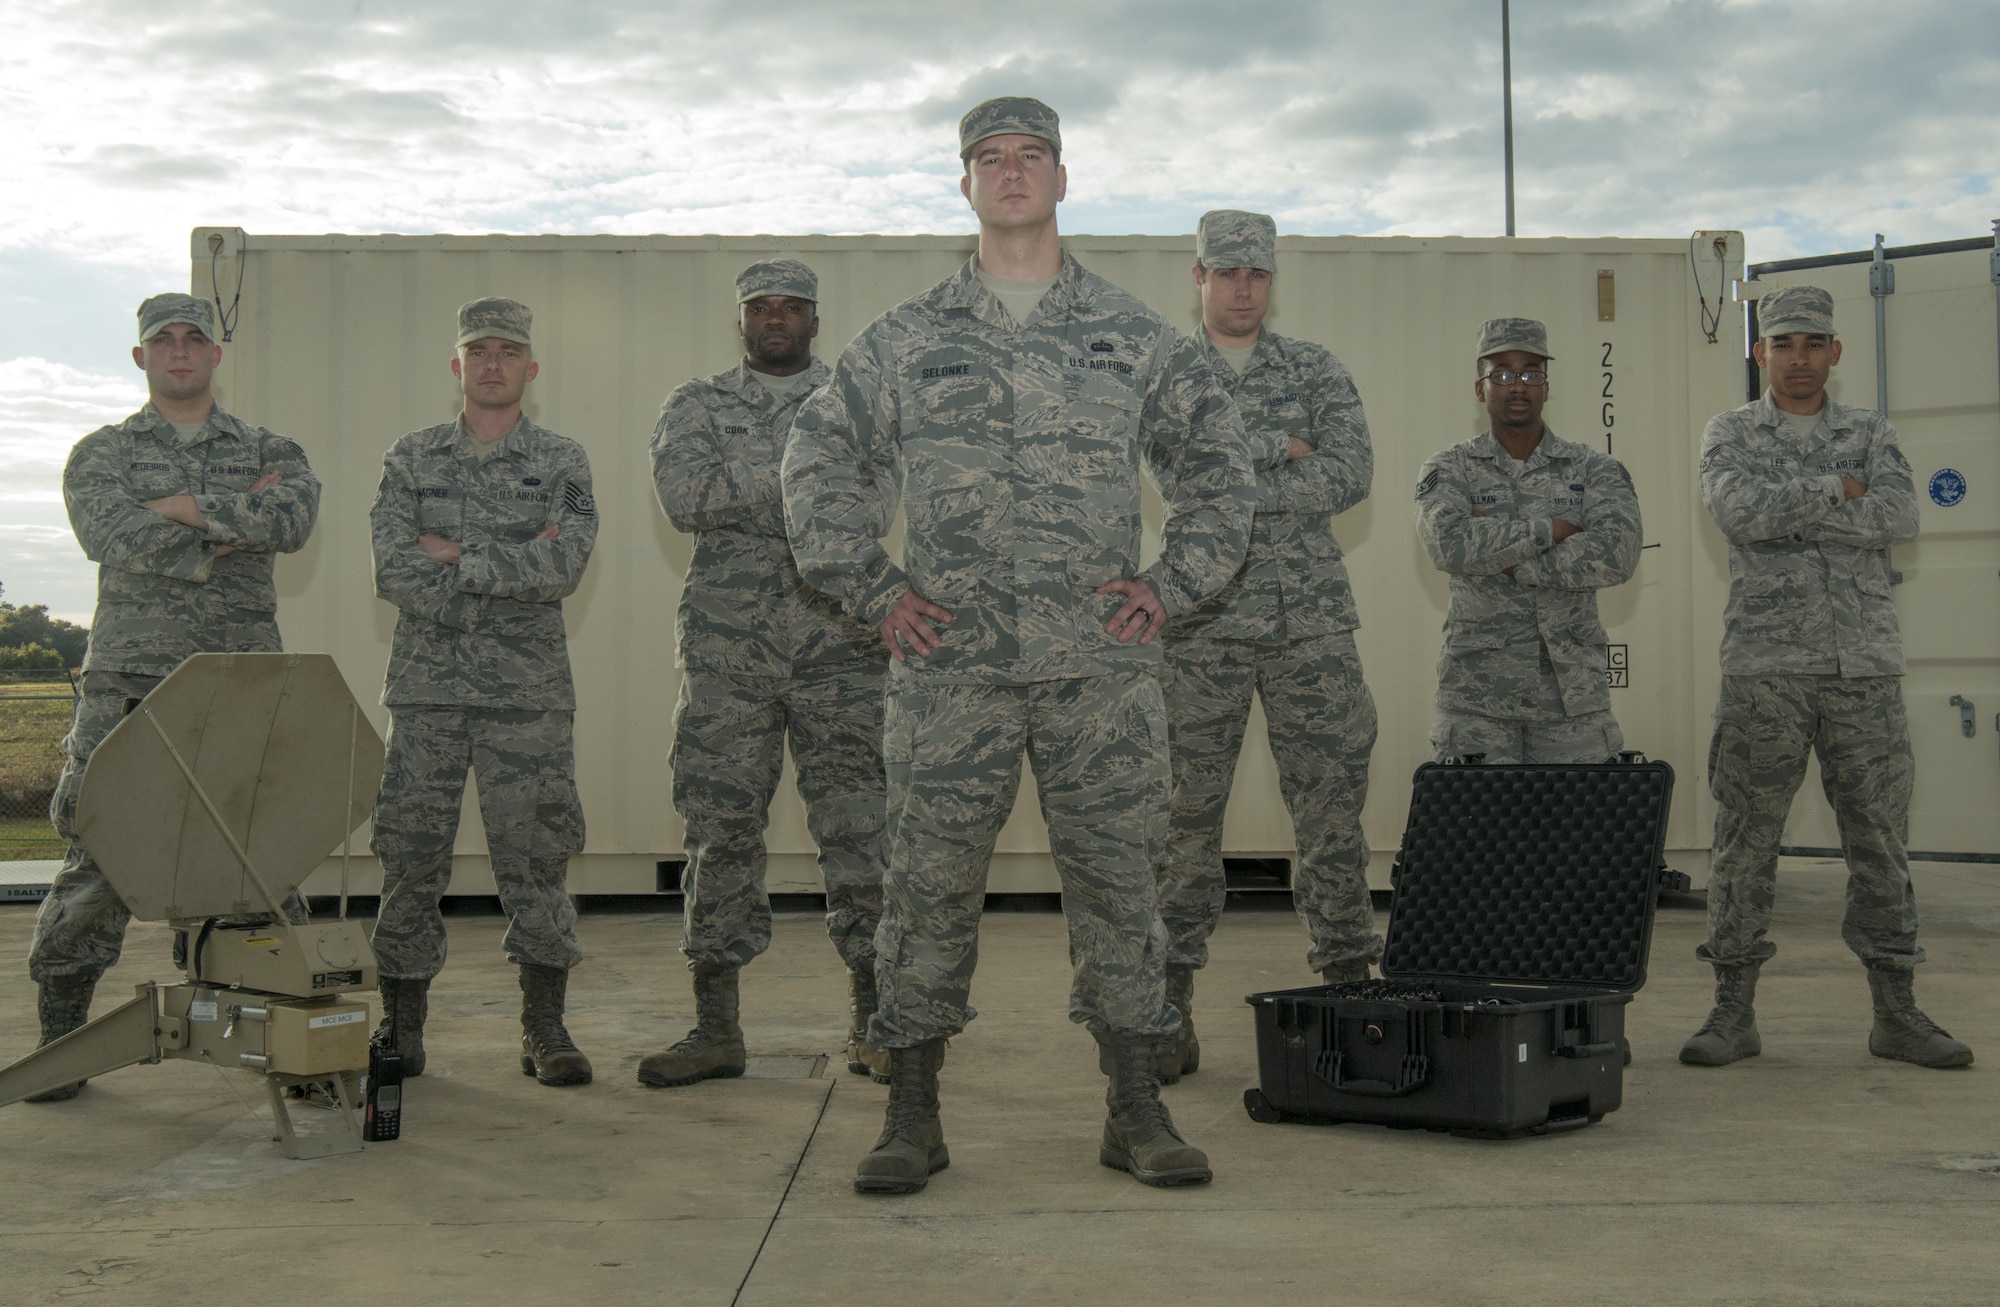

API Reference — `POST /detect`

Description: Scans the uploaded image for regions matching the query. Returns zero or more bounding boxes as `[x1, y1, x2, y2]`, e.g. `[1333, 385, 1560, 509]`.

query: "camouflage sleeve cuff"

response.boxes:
[454, 544, 487, 592]
[854, 564, 913, 630]
[1136, 568, 1181, 618]
[169, 537, 217, 583]
[195, 494, 255, 548]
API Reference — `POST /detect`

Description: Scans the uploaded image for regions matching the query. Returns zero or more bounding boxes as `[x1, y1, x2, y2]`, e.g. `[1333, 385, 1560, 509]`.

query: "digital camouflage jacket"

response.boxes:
[651, 358, 880, 676]
[370, 414, 598, 710]
[782, 251, 1257, 685]
[1699, 392, 1916, 677]
[1160, 330, 1371, 642]
[1416, 426, 1641, 718]
[65, 400, 320, 676]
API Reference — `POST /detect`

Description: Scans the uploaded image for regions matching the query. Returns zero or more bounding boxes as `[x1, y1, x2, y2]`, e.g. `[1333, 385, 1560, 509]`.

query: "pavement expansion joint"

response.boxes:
[740, 1053, 829, 1080]
[731, 1076, 836, 1306]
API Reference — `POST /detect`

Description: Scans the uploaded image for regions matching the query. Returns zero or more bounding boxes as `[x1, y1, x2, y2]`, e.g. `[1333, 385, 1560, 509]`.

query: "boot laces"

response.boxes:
[1891, 1005, 1946, 1038]
[1124, 1089, 1175, 1139]
[1693, 1007, 1739, 1039]
[882, 1049, 934, 1137]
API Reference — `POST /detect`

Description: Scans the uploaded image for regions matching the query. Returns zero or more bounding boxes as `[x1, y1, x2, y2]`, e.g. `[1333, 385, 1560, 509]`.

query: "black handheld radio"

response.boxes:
[363, 1043, 405, 1142]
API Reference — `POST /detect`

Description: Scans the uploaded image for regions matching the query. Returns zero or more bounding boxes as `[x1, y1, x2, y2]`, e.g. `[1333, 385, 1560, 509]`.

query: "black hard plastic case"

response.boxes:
[1243, 760, 1675, 1139]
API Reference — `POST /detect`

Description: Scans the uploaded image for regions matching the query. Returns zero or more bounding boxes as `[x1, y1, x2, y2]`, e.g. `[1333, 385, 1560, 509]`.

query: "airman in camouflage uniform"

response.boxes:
[639, 259, 891, 1091]
[368, 297, 601, 1087]
[784, 97, 1253, 1194]
[24, 293, 320, 1101]
[1150, 210, 1380, 1084]
[1683, 284, 1970, 1070]
[1416, 318, 1641, 763]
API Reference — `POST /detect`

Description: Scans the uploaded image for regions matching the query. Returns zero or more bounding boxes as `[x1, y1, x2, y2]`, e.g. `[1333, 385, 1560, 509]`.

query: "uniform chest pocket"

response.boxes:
[126, 458, 188, 500]
[415, 486, 459, 531]
[201, 456, 264, 494]
[911, 361, 1002, 435]
[1066, 369, 1144, 419]
[1262, 396, 1310, 438]
[485, 471, 557, 535]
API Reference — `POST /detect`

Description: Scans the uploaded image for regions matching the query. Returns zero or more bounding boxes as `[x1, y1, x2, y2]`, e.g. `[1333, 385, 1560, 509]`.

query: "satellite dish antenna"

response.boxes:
[0, 653, 387, 1157]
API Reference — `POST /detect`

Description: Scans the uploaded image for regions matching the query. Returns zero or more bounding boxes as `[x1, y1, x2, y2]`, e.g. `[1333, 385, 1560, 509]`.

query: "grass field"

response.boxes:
[0, 815, 61, 860]
[0, 693, 71, 859]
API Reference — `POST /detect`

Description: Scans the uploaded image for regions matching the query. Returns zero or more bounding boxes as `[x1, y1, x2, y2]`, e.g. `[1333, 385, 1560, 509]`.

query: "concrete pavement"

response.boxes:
[1, 859, 1994, 1306]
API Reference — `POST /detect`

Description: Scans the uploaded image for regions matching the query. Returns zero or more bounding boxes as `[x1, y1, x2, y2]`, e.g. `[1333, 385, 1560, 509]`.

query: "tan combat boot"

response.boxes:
[518, 964, 593, 1086]
[1099, 1032, 1212, 1188]
[638, 963, 746, 1087]
[845, 968, 891, 1084]
[372, 976, 430, 1077]
[854, 1038, 949, 1195]
[1679, 963, 1762, 1066]
[24, 972, 98, 1102]
[1157, 964, 1198, 1084]
[1866, 967, 1973, 1069]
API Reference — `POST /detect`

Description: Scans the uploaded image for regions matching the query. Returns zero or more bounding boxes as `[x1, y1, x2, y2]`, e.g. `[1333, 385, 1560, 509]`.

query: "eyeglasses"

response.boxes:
[1481, 368, 1547, 387]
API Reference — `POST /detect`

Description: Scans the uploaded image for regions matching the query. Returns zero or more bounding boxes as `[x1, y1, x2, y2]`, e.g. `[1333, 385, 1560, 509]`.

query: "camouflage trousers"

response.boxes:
[1699, 674, 1922, 971]
[870, 669, 1177, 1049]
[28, 672, 158, 982]
[1159, 633, 1381, 974]
[1431, 655, 1623, 764]
[671, 662, 886, 972]
[370, 706, 586, 980]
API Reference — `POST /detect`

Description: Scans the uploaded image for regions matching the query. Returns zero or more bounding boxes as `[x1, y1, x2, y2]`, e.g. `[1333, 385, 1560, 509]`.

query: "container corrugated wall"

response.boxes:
[189, 230, 1745, 896]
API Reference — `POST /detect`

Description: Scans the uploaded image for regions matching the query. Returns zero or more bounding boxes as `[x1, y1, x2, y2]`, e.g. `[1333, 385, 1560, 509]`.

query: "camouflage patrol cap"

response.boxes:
[1475, 317, 1553, 362]
[1758, 284, 1836, 339]
[736, 258, 818, 304]
[1196, 210, 1277, 274]
[958, 96, 1061, 157]
[137, 293, 215, 343]
[456, 297, 533, 348]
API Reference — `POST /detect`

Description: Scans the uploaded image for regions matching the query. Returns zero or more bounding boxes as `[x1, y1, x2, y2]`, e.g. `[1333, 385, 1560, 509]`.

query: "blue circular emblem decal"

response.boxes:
[1928, 468, 1967, 508]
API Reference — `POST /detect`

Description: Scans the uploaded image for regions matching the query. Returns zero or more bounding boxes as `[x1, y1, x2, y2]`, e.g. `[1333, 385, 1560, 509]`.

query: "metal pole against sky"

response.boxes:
[1502, 0, 1516, 237]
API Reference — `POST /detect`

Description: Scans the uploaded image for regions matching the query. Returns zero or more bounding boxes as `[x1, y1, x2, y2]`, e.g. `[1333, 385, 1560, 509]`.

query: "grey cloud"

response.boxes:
[61, 144, 235, 186]
[247, 77, 467, 134]
[915, 56, 1120, 137]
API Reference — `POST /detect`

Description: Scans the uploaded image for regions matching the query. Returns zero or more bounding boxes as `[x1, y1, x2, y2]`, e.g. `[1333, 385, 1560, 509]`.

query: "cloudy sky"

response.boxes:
[4, 0, 1996, 622]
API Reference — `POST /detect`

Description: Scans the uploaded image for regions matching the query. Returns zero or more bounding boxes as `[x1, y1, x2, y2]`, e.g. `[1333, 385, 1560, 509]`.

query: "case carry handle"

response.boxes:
[1315, 1012, 1433, 1096]
[1554, 1041, 1620, 1060]
[1327, 1050, 1432, 1096]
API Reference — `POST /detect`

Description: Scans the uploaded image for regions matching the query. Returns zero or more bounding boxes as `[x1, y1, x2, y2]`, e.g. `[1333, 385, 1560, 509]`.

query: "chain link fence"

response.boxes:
[0, 679, 75, 860]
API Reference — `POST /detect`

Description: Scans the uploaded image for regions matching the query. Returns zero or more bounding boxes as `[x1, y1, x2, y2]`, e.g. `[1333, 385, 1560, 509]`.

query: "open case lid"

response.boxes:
[1381, 761, 1675, 993]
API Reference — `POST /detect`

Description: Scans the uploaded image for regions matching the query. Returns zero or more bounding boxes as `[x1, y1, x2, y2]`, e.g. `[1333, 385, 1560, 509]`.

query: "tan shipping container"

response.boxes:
[188, 228, 1751, 899]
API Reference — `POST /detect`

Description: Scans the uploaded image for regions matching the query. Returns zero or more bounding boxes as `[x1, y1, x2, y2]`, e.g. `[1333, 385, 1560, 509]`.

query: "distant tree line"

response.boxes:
[0, 584, 89, 673]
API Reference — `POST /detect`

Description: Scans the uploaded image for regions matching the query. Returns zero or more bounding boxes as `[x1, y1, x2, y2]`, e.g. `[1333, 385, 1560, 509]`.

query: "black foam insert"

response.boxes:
[1381, 762, 1674, 991]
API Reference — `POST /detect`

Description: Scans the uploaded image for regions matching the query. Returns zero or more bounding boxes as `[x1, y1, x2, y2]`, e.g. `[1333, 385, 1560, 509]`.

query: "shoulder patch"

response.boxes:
[563, 482, 597, 517]
[266, 437, 307, 462]
[1415, 468, 1441, 499]
[1885, 445, 1911, 471]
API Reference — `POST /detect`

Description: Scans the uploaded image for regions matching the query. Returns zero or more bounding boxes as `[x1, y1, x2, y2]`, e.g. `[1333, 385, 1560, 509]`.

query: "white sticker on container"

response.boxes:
[189, 1000, 218, 1022]
[1517, 1042, 1528, 1063]
[308, 1010, 367, 1029]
